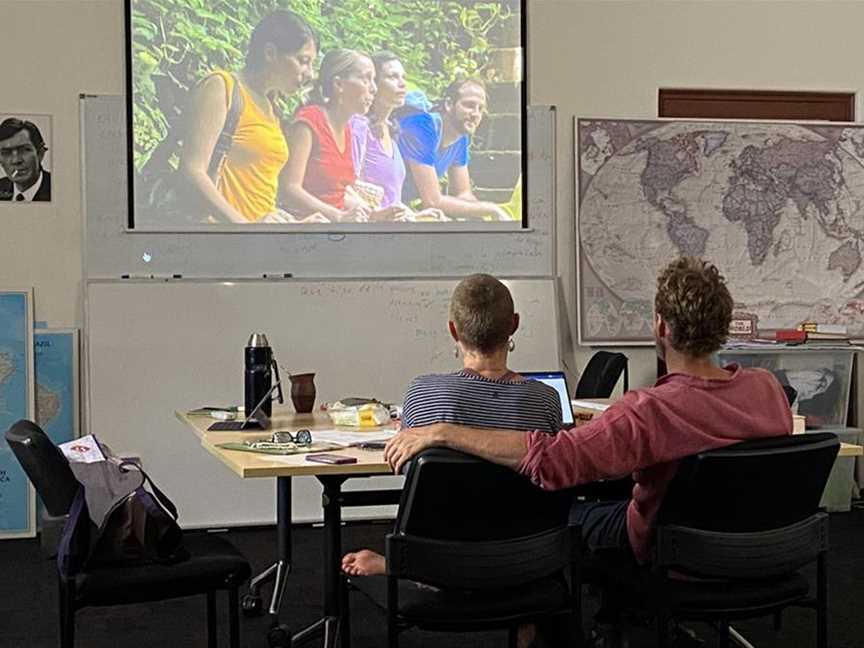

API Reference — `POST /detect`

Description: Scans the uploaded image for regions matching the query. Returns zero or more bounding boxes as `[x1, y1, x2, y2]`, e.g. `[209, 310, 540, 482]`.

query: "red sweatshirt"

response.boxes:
[516, 365, 792, 563]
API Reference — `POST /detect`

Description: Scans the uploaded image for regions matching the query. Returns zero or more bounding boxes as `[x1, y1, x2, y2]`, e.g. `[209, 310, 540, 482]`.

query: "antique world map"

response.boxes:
[578, 119, 864, 343]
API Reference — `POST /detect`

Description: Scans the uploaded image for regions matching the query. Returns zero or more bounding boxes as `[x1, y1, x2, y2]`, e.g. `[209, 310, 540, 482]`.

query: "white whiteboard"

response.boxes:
[80, 95, 556, 279]
[85, 278, 561, 528]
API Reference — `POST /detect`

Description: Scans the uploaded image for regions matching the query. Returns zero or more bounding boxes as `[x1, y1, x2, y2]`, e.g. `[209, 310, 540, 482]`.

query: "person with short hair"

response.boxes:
[0, 118, 50, 202]
[384, 257, 793, 567]
[179, 10, 326, 223]
[398, 78, 511, 221]
[341, 273, 562, 577]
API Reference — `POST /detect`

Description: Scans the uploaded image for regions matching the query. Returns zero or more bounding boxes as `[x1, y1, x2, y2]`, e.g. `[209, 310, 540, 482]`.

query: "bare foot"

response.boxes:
[517, 623, 536, 648]
[341, 549, 386, 576]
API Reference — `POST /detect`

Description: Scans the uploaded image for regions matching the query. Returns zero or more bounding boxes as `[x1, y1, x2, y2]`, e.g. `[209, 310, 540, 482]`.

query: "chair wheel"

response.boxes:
[241, 593, 263, 616]
[267, 624, 292, 647]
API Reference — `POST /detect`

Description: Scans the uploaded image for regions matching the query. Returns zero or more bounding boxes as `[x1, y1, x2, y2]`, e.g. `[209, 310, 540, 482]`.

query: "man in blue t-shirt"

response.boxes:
[398, 79, 510, 221]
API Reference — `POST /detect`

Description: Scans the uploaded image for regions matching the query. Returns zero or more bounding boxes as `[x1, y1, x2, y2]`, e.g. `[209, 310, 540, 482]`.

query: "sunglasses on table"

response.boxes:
[248, 429, 312, 450]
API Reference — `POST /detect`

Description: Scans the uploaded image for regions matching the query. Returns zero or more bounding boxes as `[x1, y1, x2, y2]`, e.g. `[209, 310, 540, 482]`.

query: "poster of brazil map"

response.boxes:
[577, 118, 864, 344]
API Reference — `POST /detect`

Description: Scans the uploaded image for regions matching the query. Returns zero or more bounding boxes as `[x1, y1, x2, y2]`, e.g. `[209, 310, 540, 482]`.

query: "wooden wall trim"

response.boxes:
[658, 88, 855, 122]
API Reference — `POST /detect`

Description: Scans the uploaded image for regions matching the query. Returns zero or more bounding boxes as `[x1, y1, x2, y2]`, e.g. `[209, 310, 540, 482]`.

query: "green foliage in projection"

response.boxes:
[130, 0, 516, 170]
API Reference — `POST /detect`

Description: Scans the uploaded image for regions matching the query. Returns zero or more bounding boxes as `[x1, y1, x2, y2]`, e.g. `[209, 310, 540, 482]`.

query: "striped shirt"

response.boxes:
[402, 370, 562, 434]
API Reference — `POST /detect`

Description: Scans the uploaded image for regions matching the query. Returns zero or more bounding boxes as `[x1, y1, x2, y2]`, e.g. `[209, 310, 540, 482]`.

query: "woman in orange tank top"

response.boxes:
[179, 10, 326, 224]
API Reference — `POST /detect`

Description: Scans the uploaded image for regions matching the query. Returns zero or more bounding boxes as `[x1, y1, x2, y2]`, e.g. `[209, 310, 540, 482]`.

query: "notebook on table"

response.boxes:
[520, 371, 575, 426]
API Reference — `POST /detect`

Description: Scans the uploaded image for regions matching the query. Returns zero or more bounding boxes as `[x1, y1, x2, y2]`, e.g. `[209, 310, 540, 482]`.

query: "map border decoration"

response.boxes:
[575, 117, 657, 347]
[0, 287, 36, 539]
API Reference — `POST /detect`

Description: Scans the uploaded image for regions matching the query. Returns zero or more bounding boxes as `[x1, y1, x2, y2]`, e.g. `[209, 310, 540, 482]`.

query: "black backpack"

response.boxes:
[134, 73, 245, 224]
[58, 445, 187, 575]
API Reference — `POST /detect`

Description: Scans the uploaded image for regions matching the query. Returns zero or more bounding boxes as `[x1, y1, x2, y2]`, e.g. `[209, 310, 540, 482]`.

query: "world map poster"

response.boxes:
[0, 290, 35, 538]
[577, 118, 864, 344]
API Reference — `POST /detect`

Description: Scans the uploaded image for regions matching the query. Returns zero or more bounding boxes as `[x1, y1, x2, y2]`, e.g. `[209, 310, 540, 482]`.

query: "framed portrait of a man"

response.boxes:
[0, 114, 52, 203]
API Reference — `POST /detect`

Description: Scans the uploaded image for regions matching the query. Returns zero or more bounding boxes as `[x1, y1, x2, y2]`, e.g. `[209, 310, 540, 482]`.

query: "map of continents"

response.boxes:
[578, 119, 864, 343]
[34, 332, 76, 447]
[0, 292, 32, 534]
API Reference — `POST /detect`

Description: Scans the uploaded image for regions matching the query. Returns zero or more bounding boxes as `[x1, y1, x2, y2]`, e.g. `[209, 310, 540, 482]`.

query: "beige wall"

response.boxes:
[529, 0, 864, 388]
[3, 0, 864, 391]
[1, 0, 124, 326]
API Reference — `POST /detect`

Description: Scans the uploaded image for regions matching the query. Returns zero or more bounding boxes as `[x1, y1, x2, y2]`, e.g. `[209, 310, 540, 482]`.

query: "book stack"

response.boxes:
[797, 322, 851, 344]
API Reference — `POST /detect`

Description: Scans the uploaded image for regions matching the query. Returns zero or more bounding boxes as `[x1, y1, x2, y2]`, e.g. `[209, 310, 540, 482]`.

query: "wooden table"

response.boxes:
[177, 409, 397, 648]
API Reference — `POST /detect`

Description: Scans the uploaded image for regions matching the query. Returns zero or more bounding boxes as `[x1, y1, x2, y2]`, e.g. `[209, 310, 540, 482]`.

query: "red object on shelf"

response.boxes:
[775, 329, 807, 343]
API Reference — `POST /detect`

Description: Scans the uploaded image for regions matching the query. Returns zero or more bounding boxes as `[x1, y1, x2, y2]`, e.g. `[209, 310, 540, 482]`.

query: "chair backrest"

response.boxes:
[655, 433, 837, 579]
[395, 448, 571, 540]
[5, 419, 80, 516]
[389, 448, 573, 589]
[659, 432, 839, 533]
[574, 351, 629, 398]
[782, 384, 798, 407]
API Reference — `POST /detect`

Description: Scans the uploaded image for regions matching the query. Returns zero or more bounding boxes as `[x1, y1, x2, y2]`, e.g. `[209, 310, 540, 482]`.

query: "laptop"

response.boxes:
[207, 379, 283, 431]
[520, 371, 575, 426]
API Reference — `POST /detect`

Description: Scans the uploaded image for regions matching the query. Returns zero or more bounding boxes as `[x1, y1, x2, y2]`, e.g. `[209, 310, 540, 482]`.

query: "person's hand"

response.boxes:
[384, 424, 446, 474]
[413, 207, 450, 222]
[261, 209, 295, 223]
[370, 205, 410, 222]
[489, 204, 513, 221]
[299, 212, 330, 223]
[262, 209, 331, 224]
[340, 204, 371, 222]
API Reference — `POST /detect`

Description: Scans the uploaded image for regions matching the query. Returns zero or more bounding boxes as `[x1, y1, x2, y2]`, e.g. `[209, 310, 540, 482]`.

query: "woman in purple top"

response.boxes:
[349, 52, 447, 222]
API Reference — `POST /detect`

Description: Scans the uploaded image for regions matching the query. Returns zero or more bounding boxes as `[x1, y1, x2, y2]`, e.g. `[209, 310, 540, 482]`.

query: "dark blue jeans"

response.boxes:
[570, 499, 633, 557]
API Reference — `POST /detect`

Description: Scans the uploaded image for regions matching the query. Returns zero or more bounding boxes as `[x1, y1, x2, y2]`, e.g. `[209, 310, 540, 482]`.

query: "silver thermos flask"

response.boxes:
[245, 333, 274, 418]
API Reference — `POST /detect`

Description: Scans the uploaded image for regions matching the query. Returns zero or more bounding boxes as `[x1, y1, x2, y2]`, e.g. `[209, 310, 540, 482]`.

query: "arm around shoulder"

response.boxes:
[384, 423, 529, 474]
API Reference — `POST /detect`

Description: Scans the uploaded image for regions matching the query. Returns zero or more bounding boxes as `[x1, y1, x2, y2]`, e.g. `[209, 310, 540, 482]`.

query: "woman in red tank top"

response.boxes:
[280, 49, 378, 222]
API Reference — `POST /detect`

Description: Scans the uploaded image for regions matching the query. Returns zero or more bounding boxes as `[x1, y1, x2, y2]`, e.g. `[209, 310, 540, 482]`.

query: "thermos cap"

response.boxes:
[247, 333, 270, 348]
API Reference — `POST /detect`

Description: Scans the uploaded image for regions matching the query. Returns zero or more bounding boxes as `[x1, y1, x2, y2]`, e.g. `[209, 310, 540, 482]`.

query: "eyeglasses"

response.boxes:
[271, 429, 312, 445]
[247, 429, 312, 451]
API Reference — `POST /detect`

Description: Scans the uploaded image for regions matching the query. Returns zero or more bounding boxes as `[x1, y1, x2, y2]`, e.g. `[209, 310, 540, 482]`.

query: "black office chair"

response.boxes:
[591, 432, 839, 648]
[782, 384, 798, 407]
[344, 448, 581, 648]
[574, 351, 629, 399]
[5, 419, 252, 648]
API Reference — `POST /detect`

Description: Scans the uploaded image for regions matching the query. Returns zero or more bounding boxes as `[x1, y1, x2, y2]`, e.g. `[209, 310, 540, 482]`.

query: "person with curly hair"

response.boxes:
[384, 257, 793, 567]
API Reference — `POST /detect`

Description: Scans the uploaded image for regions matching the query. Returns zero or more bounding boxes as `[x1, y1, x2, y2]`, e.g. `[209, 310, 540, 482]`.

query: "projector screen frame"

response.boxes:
[123, 0, 528, 234]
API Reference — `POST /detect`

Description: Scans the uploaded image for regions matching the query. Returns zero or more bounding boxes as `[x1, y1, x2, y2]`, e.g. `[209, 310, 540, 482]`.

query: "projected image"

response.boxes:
[128, 0, 524, 228]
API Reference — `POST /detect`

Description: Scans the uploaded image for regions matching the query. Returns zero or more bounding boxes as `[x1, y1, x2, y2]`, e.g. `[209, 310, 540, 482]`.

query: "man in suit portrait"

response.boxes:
[0, 118, 51, 202]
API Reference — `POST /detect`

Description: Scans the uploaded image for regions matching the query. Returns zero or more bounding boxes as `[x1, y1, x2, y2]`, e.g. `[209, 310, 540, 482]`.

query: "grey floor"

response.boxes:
[1, 509, 862, 647]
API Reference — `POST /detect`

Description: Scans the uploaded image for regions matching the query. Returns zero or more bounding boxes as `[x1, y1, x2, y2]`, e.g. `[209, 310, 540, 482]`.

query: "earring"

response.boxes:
[453, 345, 460, 358]
[508, 338, 515, 352]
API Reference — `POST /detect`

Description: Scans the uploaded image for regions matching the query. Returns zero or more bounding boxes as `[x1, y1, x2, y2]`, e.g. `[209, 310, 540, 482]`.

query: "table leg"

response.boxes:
[320, 475, 348, 617]
[245, 476, 293, 617]
[270, 475, 293, 615]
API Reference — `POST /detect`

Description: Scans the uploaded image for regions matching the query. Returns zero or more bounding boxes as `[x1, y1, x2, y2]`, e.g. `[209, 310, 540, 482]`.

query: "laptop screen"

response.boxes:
[521, 371, 574, 425]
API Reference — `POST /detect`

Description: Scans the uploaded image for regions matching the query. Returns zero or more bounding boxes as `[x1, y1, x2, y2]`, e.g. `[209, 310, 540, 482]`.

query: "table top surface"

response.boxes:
[176, 409, 393, 479]
[179, 399, 863, 478]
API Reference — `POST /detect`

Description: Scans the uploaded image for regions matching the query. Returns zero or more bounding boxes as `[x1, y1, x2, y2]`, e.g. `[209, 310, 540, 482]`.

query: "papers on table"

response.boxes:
[571, 400, 610, 412]
[310, 428, 397, 447]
